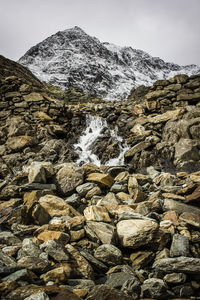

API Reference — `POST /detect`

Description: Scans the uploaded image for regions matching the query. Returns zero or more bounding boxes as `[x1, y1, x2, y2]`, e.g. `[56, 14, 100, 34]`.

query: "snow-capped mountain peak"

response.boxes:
[19, 27, 200, 100]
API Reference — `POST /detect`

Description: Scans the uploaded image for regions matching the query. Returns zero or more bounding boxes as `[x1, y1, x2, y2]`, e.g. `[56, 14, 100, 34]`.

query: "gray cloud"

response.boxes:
[0, 0, 199, 65]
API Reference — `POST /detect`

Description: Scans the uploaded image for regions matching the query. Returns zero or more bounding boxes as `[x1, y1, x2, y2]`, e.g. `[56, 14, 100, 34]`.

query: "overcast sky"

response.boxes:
[0, 0, 200, 66]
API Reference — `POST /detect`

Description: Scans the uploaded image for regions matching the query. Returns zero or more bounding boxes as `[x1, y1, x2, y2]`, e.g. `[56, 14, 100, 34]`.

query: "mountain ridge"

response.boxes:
[19, 26, 200, 100]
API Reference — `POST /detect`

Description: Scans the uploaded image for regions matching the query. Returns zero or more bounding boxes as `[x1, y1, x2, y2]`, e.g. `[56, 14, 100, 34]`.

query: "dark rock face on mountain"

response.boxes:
[19, 26, 200, 100]
[1, 55, 200, 298]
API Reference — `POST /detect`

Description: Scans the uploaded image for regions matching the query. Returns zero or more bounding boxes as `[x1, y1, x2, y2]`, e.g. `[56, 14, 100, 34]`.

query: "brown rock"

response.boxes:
[130, 251, 154, 270]
[17, 256, 50, 273]
[38, 194, 79, 218]
[84, 206, 111, 222]
[97, 192, 119, 215]
[37, 231, 70, 244]
[86, 284, 133, 300]
[6, 136, 35, 151]
[117, 219, 158, 249]
[86, 221, 116, 244]
[42, 264, 72, 283]
[86, 173, 114, 188]
[56, 163, 84, 195]
[179, 212, 200, 228]
[185, 185, 200, 204]
[23, 92, 44, 102]
[65, 244, 94, 279]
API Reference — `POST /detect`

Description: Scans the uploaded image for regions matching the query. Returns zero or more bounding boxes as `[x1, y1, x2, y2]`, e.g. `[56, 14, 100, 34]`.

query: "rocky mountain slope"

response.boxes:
[1, 54, 200, 299]
[19, 26, 200, 101]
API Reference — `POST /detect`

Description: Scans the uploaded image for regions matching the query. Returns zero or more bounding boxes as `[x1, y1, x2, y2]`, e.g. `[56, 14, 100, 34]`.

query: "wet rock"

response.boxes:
[56, 163, 84, 196]
[153, 257, 200, 274]
[94, 244, 122, 266]
[86, 173, 114, 188]
[170, 234, 190, 257]
[84, 205, 111, 222]
[117, 218, 158, 249]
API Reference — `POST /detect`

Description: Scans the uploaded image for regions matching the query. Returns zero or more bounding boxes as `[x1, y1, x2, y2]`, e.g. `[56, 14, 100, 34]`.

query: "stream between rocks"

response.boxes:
[74, 114, 129, 167]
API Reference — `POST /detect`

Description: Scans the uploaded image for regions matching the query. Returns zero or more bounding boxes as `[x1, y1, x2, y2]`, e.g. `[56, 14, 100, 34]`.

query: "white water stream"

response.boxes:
[74, 114, 129, 166]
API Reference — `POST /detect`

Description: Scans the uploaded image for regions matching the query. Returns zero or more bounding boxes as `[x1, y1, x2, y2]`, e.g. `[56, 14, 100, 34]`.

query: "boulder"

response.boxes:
[65, 244, 94, 279]
[170, 234, 190, 257]
[140, 278, 172, 299]
[42, 264, 72, 283]
[27, 161, 54, 184]
[86, 221, 116, 244]
[23, 92, 44, 102]
[17, 256, 50, 274]
[86, 284, 133, 300]
[153, 257, 200, 274]
[36, 231, 70, 244]
[6, 136, 35, 151]
[56, 163, 84, 195]
[41, 240, 69, 262]
[84, 206, 111, 222]
[86, 173, 114, 188]
[94, 244, 122, 266]
[117, 218, 158, 249]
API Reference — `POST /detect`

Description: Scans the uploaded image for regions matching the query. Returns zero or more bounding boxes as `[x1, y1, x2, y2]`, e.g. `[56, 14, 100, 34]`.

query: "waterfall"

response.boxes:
[74, 114, 129, 166]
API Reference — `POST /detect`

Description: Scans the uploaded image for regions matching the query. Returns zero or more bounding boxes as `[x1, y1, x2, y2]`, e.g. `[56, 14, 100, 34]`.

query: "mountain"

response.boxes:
[19, 26, 200, 100]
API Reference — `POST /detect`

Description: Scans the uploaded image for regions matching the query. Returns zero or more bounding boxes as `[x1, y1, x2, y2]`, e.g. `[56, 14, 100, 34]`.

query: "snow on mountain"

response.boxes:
[18, 26, 200, 101]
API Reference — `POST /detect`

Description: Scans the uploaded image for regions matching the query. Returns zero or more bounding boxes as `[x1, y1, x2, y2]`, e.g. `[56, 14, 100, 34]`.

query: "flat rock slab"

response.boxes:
[153, 257, 200, 274]
[86, 173, 114, 188]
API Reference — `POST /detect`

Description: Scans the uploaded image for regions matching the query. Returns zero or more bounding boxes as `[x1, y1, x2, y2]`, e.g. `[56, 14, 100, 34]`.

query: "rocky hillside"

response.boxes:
[18, 26, 200, 100]
[0, 55, 43, 88]
[1, 59, 200, 298]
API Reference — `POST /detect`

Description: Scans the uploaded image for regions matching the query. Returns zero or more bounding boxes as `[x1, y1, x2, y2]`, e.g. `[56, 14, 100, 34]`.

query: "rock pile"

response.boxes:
[1, 162, 200, 299]
[1, 55, 200, 298]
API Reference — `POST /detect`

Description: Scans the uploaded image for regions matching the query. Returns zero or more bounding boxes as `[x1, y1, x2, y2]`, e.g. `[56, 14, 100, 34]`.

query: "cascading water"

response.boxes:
[74, 114, 129, 166]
